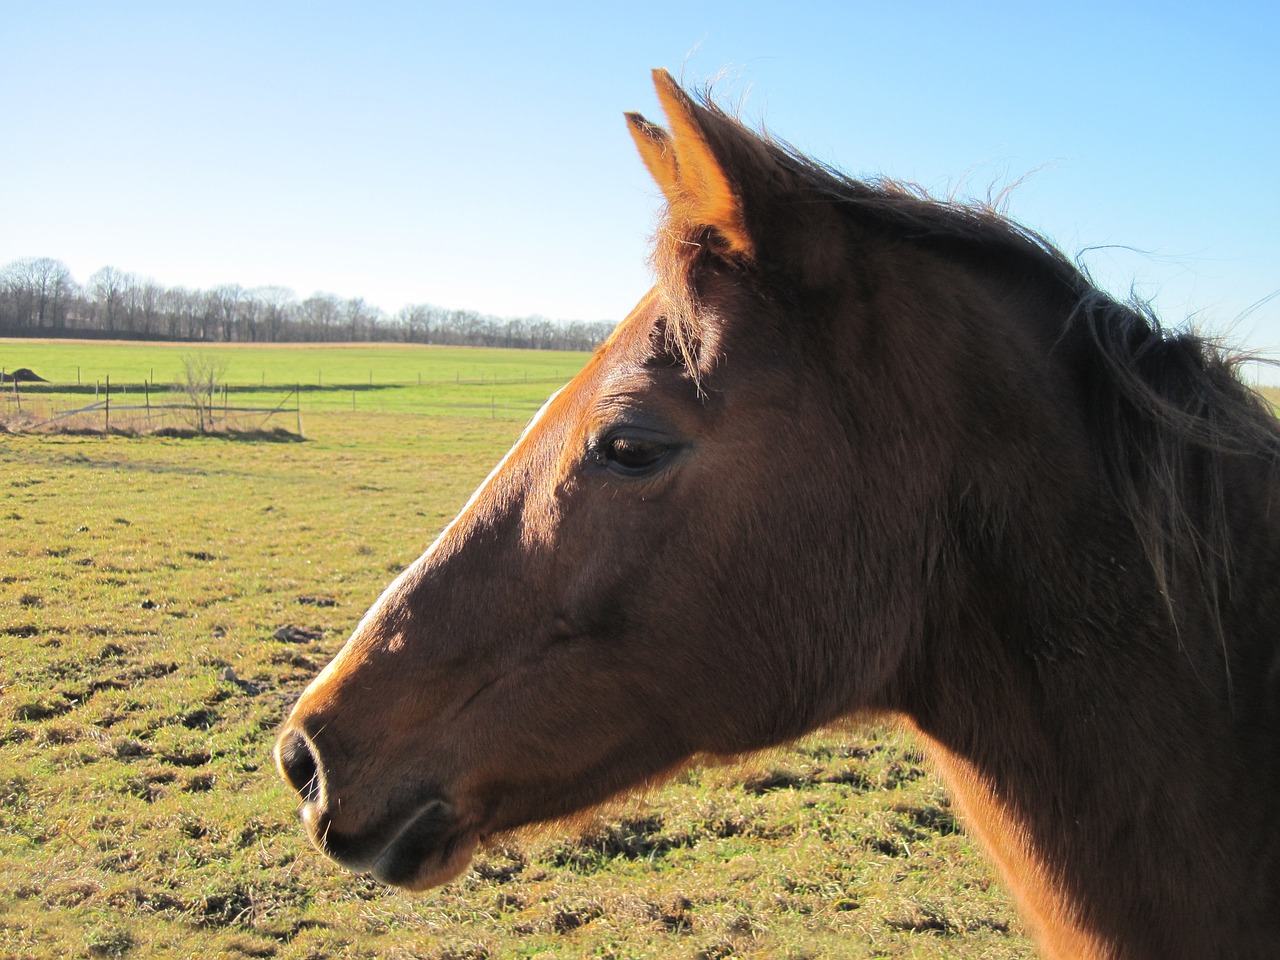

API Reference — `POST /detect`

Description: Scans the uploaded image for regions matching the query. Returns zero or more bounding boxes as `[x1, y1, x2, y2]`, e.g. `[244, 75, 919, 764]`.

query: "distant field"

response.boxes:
[0, 339, 591, 388]
[0, 352, 1034, 960]
[0, 340, 595, 425]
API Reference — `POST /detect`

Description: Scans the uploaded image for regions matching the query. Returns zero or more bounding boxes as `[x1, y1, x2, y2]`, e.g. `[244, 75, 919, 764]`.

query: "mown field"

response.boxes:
[0, 340, 592, 427]
[18, 343, 1276, 960]
[0, 340, 589, 390]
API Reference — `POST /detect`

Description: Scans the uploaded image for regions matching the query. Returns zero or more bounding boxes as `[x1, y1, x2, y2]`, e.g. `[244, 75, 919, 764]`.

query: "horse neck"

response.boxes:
[899, 422, 1280, 959]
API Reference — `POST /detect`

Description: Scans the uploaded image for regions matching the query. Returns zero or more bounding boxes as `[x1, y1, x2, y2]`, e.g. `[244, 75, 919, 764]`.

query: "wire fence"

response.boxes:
[0, 369, 567, 435]
[0, 373, 302, 436]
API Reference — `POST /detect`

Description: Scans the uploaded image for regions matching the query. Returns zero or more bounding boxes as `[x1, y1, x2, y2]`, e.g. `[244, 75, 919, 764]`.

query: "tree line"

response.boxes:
[0, 257, 616, 351]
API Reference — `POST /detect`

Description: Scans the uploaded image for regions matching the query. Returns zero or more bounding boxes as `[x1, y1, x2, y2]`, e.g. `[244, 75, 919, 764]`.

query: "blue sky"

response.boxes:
[2, 1, 1277, 364]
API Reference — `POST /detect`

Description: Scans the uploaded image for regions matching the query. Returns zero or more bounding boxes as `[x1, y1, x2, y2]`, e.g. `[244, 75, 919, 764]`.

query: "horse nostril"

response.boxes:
[277, 730, 322, 804]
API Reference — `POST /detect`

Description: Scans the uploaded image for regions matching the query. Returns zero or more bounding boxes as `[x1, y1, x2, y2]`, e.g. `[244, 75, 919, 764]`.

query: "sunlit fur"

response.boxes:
[278, 71, 1280, 959]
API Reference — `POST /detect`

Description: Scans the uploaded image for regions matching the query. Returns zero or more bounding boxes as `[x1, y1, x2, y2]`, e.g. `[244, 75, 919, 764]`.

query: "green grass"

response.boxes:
[0, 343, 1038, 959]
[1261, 386, 1280, 414]
[1, 340, 594, 427]
[0, 339, 592, 389]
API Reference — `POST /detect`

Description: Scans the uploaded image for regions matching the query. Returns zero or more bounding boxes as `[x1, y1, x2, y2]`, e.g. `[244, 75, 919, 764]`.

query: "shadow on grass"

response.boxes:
[0, 423, 307, 443]
[150, 426, 306, 443]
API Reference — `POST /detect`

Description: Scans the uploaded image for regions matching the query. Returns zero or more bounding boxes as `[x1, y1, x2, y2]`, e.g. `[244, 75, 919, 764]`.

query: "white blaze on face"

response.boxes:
[301, 387, 567, 690]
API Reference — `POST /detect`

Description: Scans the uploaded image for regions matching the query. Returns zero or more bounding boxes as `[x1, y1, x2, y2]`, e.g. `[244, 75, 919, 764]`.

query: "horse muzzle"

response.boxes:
[275, 727, 480, 890]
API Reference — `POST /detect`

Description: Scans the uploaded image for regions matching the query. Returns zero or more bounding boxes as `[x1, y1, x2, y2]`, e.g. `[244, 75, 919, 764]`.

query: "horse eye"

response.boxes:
[602, 434, 671, 475]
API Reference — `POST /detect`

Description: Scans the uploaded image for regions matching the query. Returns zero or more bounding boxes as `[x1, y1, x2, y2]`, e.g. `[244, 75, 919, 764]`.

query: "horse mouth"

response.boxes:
[306, 799, 481, 891]
[372, 804, 481, 890]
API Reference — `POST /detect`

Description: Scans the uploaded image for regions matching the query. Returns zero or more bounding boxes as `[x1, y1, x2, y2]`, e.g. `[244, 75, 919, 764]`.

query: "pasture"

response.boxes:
[7, 341, 1273, 959]
[0, 340, 588, 391]
[0, 340, 590, 427]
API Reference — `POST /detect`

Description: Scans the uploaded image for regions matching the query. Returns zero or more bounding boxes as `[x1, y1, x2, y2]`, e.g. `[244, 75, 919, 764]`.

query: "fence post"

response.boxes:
[145, 380, 150, 422]
[295, 384, 301, 436]
[105, 375, 111, 432]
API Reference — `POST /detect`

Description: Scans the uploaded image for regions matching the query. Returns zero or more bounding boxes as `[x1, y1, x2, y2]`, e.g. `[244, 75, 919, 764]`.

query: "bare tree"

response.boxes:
[344, 297, 380, 341]
[298, 294, 341, 341]
[254, 286, 294, 342]
[176, 353, 229, 433]
[3, 254, 614, 349]
[214, 284, 244, 341]
[196, 289, 221, 341]
[89, 266, 130, 334]
[1, 258, 76, 330]
[396, 304, 431, 343]
[161, 287, 196, 339]
[122, 275, 145, 334]
[138, 280, 163, 337]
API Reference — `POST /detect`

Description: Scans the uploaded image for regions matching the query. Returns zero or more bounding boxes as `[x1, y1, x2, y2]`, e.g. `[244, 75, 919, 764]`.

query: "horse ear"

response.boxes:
[626, 69, 758, 259]
[625, 111, 681, 206]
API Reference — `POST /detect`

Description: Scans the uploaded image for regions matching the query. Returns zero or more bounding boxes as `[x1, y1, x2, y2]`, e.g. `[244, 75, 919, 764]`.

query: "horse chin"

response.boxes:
[305, 796, 481, 892]
[374, 828, 480, 892]
[364, 801, 481, 891]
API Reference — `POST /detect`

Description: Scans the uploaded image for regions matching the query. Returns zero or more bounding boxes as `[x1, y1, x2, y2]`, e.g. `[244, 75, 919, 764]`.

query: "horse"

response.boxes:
[276, 70, 1280, 959]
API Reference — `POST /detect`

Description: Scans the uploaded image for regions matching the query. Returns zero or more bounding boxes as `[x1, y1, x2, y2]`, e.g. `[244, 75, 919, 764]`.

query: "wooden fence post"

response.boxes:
[105, 375, 111, 432]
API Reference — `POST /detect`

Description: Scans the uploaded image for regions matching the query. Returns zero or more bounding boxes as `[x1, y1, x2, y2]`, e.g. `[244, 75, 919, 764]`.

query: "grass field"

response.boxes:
[0, 341, 1041, 960]
[0, 340, 590, 390]
[0, 340, 594, 427]
[10, 342, 1274, 959]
